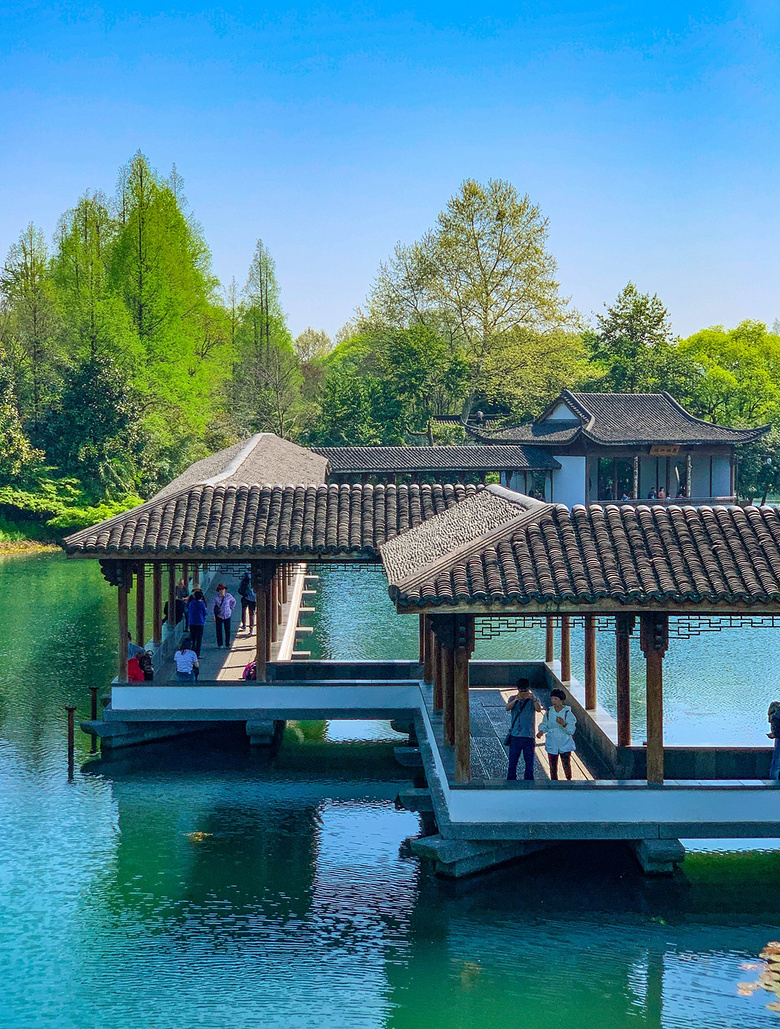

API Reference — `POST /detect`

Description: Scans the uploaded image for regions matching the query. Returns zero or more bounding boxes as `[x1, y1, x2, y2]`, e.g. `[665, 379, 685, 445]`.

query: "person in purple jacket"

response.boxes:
[213, 583, 237, 649]
[186, 589, 208, 655]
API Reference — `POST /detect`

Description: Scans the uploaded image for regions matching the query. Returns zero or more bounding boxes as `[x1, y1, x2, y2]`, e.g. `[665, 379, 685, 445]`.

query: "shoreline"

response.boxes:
[0, 540, 60, 556]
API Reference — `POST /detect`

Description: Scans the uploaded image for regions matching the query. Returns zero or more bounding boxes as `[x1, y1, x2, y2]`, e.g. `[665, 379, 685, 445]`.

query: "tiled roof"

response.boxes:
[383, 493, 780, 610]
[64, 482, 478, 558]
[314, 444, 560, 473]
[468, 391, 768, 447]
[154, 434, 329, 499]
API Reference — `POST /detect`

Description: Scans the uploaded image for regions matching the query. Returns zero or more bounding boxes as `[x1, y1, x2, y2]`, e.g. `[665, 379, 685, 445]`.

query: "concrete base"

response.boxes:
[409, 833, 556, 878]
[81, 719, 224, 751]
[632, 838, 686, 876]
[394, 745, 424, 769]
[246, 718, 286, 748]
[396, 788, 434, 814]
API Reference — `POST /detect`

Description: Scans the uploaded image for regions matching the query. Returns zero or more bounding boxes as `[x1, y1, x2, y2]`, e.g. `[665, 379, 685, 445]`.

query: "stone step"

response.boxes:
[394, 746, 423, 768]
[395, 788, 434, 813]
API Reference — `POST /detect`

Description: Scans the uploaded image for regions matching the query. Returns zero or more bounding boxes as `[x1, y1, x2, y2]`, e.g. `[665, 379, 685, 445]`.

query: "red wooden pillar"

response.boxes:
[615, 614, 635, 747]
[584, 615, 597, 710]
[454, 614, 475, 782]
[640, 613, 668, 785]
[545, 616, 554, 663]
[442, 619, 455, 747]
[135, 562, 145, 648]
[152, 562, 163, 646]
[270, 575, 278, 643]
[560, 616, 571, 682]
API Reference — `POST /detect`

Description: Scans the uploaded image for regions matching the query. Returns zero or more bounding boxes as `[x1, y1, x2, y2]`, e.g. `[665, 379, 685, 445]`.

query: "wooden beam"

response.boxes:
[152, 563, 163, 646]
[135, 562, 145, 648]
[423, 615, 433, 684]
[615, 614, 635, 747]
[584, 614, 597, 710]
[454, 615, 475, 783]
[640, 613, 668, 785]
[560, 615, 571, 682]
[545, 616, 554, 663]
[118, 569, 129, 682]
[168, 561, 176, 632]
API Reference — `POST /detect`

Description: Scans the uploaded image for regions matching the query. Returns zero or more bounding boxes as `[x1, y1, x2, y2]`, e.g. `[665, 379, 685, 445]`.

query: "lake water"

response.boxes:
[1, 553, 780, 1029]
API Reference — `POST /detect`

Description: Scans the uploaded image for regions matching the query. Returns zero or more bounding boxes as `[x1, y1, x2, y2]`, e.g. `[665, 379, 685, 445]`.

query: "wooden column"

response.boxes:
[118, 570, 129, 682]
[281, 563, 288, 606]
[192, 562, 200, 588]
[686, 452, 693, 497]
[270, 575, 278, 642]
[135, 562, 145, 648]
[454, 615, 475, 783]
[615, 614, 635, 747]
[181, 561, 189, 589]
[265, 570, 274, 662]
[423, 615, 433, 684]
[252, 561, 270, 681]
[640, 613, 668, 785]
[432, 622, 443, 711]
[168, 562, 176, 632]
[442, 618, 455, 747]
[545, 616, 554, 663]
[418, 614, 426, 664]
[584, 615, 597, 710]
[633, 455, 640, 499]
[560, 615, 571, 682]
[152, 562, 163, 646]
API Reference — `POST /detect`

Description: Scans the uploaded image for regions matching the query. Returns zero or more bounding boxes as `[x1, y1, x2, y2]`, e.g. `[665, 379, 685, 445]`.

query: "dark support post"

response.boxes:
[182, 561, 189, 589]
[152, 563, 163, 646]
[584, 615, 597, 710]
[118, 567, 130, 682]
[560, 616, 571, 682]
[418, 614, 425, 664]
[615, 614, 635, 747]
[252, 561, 270, 681]
[168, 562, 176, 632]
[66, 705, 76, 780]
[135, 563, 145, 648]
[433, 625, 443, 710]
[423, 615, 433, 684]
[270, 575, 278, 643]
[545, 616, 554, 663]
[281, 564, 288, 605]
[640, 613, 668, 785]
[442, 619, 455, 747]
[454, 615, 475, 782]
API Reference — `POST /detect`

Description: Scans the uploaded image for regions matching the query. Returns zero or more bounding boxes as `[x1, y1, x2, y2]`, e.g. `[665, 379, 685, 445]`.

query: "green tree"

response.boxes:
[0, 223, 61, 430]
[368, 178, 570, 419]
[0, 344, 43, 484]
[585, 282, 682, 392]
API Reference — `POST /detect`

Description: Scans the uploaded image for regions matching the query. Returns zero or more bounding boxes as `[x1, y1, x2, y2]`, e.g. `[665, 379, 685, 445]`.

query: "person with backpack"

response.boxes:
[187, 589, 208, 655]
[237, 571, 257, 632]
[505, 678, 542, 781]
[537, 688, 577, 780]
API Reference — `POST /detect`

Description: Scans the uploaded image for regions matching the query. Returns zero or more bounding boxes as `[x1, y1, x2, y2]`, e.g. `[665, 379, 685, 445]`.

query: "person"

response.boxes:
[658, 487, 667, 500]
[620, 492, 631, 502]
[242, 659, 257, 681]
[127, 632, 144, 659]
[537, 688, 577, 780]
[187, 589, 208, 655]
[138, 650, 154, 682]
[647, 487, 657, 500]
[126, 654, 144, 681]
[238, 571, 257, 632]
[676, 487, 687, 499]
[505, 678, 542, 781]
[213, 583, 237, 649]
[767, 701, 780, 780]
[173, 637, 199, 682]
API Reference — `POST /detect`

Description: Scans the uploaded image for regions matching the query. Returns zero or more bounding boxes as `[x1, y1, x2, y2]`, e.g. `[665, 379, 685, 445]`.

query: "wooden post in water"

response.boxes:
[454, 615, 475, 782]
[615, 614, 635, 747]
[168, 562, 176, 632]
[545, 616, 554, 663]
[584, 615, 597, 710]
[560, 616, 571, 682]
[442, 619, 455, 747]
[152, 562, 163, 646]
[640, 613, 668, 785]
[118, 566, 129, 682]
[135, 562, 145, 649]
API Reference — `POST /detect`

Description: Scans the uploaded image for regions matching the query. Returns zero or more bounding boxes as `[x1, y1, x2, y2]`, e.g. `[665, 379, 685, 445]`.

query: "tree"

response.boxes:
[586, 282, 682, 392]
[294, 327, 332, 364]
[367, 179, 570, 419]
[0, 345, 42, 483]
[0, 223, 61, 430]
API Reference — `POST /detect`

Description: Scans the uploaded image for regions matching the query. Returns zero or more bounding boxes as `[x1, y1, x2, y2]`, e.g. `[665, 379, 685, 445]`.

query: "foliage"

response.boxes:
[585, 282, 683, 393]
[736, 427, 780, 503]
[367, 178, 572, 420]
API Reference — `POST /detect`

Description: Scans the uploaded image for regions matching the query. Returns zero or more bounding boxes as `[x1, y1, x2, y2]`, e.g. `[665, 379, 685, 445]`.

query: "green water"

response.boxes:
[1, 553, 780, 1029]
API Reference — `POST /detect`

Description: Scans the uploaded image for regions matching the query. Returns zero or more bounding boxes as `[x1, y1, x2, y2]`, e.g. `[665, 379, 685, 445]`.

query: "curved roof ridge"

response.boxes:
[660, 390, 772, 437]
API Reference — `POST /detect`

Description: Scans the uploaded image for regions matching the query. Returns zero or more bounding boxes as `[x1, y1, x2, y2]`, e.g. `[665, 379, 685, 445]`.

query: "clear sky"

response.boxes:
[1, 1, 779, 339]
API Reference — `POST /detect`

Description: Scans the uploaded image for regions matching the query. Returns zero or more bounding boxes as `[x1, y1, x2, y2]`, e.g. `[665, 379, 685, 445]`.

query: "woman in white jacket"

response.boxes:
[537, 688, 577, 780]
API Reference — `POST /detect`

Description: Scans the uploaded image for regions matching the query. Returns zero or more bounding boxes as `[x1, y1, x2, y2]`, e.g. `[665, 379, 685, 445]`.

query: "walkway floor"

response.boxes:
[423, 684, 595, 784]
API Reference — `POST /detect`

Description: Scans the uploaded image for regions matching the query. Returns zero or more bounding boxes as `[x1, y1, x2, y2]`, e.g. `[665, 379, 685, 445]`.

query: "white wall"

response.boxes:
[544, 401, 576, 421]
[711, 455, 732, 496]
[551, 456, 586, 507]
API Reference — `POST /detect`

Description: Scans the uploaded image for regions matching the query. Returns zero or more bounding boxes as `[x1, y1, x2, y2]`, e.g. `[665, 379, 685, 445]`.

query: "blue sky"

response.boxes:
[1, 1, 779, 338]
